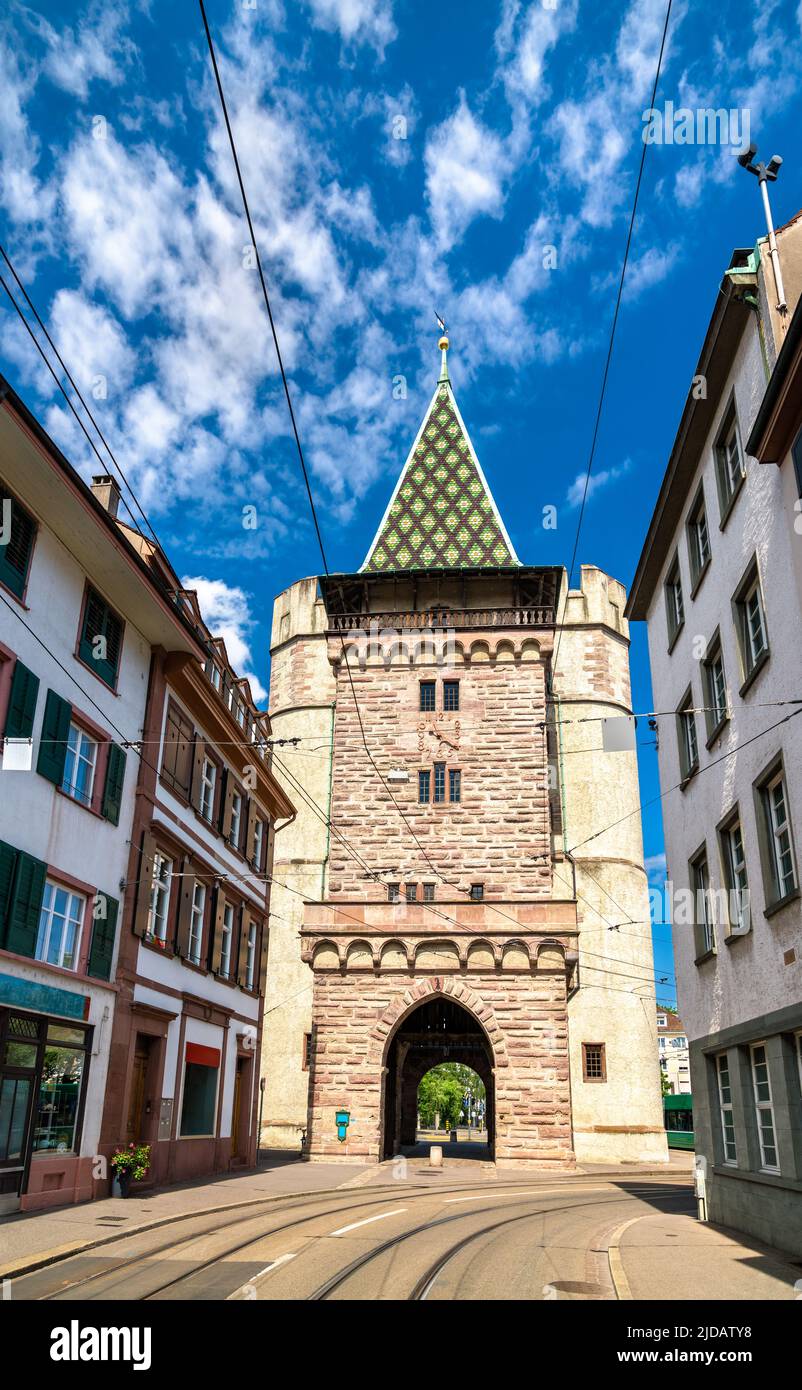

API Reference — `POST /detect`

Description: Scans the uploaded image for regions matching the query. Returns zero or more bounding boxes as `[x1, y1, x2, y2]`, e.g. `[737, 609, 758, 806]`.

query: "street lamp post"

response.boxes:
[738, 142, 787, 312]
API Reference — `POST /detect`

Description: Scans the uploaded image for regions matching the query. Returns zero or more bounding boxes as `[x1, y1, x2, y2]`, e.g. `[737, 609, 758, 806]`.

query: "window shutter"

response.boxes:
[36, 689, 71, 785]
[220, 769, 234, 838]
[245, 798, 258, 864]
[79, 588, 123, 687]
[132, 830, 158, 938]
[87, 893, 118, 981]
[189, 738, 206, 812]
[4, 660, 39, 739]
[258, 920, 270, 992]
[0, 840, 18, 936]
[101, 743, 127, 825]
[176, 863, 195, 958]
[210, 888, 225, 975]
[235, 906, 249, 986]
[0, 493, 36, 598]
[5, 851, 47, 957]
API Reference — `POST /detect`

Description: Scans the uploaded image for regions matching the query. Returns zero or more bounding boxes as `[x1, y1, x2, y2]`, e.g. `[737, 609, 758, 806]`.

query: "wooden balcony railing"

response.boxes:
[327, 606, 554, 632]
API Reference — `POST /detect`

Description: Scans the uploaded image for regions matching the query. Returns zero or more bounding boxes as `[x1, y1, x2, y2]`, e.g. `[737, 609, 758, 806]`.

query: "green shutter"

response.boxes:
[0, 492, 36, 599]
[87, 893, 118, 981]
[79, 588, 123, 688]
[36, 689, 71, 785]
[5, 851, 47, 957]
[4, 660, 40, 739]
[101, 744, 126, 825]
[0, 840, 18, 941]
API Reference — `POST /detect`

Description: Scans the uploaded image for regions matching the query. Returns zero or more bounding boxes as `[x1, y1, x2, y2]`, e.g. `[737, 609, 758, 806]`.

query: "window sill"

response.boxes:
[55, 785, 105, 821]
[738, 648, 770, 699]
[142, 935, 175, 959]
[705, 714, 729, 750]
[0, 574, 30, 609]
[694, 948, 716, 966]
[679, 763, 699, 791]
[73, 649, 120, 696]
[723, 927, 752, 945]
[666, 620, 684, 656]
[764, 886, 801, 920]
[0, 945, 117, 990]
[718, 473, 745, 531]
[689, 557, 711, 600]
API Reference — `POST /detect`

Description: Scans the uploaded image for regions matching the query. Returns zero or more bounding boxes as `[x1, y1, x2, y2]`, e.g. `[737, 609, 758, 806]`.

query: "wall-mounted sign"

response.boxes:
[335, 1109, 350, 1141]
[158, 1098, 173, 1141]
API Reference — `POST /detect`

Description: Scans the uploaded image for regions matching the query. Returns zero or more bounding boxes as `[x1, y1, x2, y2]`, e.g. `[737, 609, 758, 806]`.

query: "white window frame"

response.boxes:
[220, 902, 234, 979]
[36, 881, 86, 971]
[722, 818, 749, 934]
[61, 722, 98, 807]
[245, 920, 257, 990]
[678, 693, 698, 779]
[252, 818, 264, 869]
[750, 1043, 780, 1173]
[693, 854, 715, 955]
[199, 757, 217, 822]
[147, 852, 173, 943]
[229, 790, 242, 849]
[716, 408, 745, 508]
[716, 1052, 737, 1164]
[688, 498, 710, 580]
[656, 1013, 667, 1029]
[188, 882, 206, 965]
[665, 558, 684, 643]
[742, 579, 768, 670]
[765, 771, 797, 900]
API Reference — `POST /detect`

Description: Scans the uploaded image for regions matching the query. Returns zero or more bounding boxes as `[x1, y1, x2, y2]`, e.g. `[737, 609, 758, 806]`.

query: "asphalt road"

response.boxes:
[11, 1175, 694, 1301]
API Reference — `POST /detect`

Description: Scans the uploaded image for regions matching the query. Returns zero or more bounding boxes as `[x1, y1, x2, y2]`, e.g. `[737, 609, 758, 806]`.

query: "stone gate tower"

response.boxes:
[262, 334, 666, 1167]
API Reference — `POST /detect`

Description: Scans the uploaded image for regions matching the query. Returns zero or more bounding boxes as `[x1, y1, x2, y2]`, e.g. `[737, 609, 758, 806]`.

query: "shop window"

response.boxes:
[180, 1045, 220, 1137]
[32, 1025, 89, 1153]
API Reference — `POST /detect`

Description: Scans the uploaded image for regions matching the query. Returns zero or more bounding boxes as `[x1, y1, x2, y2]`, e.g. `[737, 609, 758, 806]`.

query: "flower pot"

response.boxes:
[112, 1169, 132, 1198]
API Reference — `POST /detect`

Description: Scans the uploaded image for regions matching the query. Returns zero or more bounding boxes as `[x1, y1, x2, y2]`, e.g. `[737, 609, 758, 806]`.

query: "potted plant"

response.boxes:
[110, 1142, 151, 1197]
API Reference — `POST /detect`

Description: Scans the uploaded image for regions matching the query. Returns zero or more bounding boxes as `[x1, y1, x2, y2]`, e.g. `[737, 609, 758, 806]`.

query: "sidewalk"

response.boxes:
[0, 1151, 369, 1277]
[609, 1211, 801, 1301]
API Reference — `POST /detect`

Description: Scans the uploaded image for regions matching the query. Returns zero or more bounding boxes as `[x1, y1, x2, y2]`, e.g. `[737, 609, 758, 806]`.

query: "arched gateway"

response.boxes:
[263, 332, 667, 1168]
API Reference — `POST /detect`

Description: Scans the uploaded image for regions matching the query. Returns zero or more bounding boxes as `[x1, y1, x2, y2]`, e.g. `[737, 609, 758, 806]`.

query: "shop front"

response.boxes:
[0, 972, 108, 1212]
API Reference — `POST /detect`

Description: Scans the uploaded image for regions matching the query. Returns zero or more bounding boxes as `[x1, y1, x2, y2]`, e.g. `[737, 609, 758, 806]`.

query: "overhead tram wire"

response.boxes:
[198, 0, 460, 894]
[548, 0, 674, 692]
[0, 244, 165, 554]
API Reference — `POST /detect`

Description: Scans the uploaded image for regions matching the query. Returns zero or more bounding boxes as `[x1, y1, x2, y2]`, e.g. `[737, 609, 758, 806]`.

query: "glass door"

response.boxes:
[0, 1016, 40, 1213]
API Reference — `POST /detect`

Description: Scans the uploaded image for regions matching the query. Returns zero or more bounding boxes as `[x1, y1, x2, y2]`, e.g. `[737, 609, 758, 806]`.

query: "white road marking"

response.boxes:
[330, 1207, 408, 1236]
[227, 1251, 297, 1299]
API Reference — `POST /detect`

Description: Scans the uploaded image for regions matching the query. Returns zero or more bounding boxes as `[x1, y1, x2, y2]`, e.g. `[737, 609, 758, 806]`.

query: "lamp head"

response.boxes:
[737, 142, 758, 168]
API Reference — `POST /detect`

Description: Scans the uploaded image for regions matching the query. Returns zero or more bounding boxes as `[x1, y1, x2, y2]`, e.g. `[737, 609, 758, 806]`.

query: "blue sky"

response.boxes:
[4, 0, 802, 1004]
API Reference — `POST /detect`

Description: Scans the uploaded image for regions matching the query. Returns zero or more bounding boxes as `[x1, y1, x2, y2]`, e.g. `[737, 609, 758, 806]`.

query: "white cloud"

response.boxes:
[644, 852, 667, 885]
[424, 94, 512, 252]
[301, 0, 396, 54]
[182, 576, 268, 704]
[565, 459, 631, 508]
[496, 0, 578, 104]
[17, 1, 136, 100]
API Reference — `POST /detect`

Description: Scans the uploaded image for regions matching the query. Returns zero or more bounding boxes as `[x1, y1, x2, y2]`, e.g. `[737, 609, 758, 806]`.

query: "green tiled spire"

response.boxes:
[361, 334, 519, 572]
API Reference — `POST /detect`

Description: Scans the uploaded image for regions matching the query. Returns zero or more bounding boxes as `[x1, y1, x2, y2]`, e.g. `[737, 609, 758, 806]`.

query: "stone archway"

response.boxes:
[380, 992, 496, 1160]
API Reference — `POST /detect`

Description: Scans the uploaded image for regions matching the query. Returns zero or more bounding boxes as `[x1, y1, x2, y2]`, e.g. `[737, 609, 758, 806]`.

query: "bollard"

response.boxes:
[430, 1144, 443, 1168]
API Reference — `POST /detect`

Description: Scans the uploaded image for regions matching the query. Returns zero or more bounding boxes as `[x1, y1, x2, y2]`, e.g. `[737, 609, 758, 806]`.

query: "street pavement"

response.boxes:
[1, 1148, 798, 1300]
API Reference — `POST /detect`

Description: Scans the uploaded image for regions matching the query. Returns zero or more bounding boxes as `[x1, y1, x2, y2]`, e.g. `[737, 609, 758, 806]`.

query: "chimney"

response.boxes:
[91, 474, 121, 519]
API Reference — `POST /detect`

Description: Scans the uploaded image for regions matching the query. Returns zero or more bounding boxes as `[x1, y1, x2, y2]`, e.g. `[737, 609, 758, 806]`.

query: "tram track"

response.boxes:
[10, 1173, 689, 1301]
[306, 1186, 694, 1302]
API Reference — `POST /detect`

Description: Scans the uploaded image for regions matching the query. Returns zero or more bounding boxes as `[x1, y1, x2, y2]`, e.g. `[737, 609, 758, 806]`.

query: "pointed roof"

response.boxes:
[360, 335, 519, 572]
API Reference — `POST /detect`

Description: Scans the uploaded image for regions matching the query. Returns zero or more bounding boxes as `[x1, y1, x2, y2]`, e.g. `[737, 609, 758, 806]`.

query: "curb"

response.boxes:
[603, 1215, 642, 1300]
[0, 1186, 355, 1283]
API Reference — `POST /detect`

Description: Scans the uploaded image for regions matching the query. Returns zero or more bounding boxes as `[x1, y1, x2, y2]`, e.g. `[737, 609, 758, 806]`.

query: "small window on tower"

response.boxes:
[443, 681, 459, 712]
[405, 883, 417, 904]
[469, 883, 484, 902]
[582, 1043, 607, 1082]
[423, 883, 435, 902]
[449, 769, 461, 803]
[387, 883, 400, 903]
[418, 770, 431, 803]
[419, 682, 436, 712]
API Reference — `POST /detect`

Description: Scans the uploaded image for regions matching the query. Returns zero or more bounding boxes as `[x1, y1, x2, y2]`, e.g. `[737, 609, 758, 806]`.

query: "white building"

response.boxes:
[626, 217, 802, 1254]
[657, 1007, 691, 1096]
[0, 381, 202, 1212]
